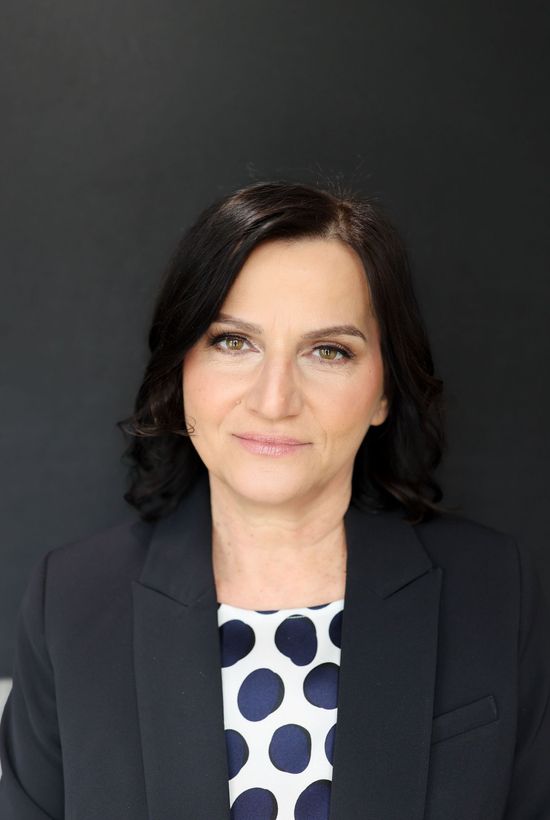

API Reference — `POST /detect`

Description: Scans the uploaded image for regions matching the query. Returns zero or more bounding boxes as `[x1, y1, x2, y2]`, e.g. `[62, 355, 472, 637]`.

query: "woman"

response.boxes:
[0, 181, 548, 819]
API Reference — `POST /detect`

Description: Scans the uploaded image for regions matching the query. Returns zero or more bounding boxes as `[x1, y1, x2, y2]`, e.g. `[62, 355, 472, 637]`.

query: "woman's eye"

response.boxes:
[315, 345, 354, 364]
[221, 336, 247, 352]
[208, 333, 251, 353]
[313, 345, 350, 362]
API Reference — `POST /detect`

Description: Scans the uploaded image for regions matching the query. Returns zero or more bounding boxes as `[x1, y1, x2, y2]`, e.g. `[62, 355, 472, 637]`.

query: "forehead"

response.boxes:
[222, 238, 374, 322]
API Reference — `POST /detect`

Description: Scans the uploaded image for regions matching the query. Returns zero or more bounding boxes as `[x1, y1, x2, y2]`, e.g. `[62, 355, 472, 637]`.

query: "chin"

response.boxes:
[220, 470, 313, 506]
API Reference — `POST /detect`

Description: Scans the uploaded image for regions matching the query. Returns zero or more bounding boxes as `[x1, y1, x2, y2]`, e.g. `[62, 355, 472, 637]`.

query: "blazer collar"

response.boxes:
[138, 469, 434, 603]
[133, 471, 441, 820]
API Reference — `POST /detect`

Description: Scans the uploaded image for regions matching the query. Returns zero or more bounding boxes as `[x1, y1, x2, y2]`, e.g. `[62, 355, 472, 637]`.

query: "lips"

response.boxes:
[234, 434, 309, 457]
[234, 433, 306, 445]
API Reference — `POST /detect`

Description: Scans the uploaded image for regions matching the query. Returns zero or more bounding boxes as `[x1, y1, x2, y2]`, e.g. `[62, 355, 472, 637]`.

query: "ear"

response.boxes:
[370, 395, 389, 427]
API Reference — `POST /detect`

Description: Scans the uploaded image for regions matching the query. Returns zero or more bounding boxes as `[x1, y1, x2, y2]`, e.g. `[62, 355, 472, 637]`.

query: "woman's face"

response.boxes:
[182, 237, 389, 508]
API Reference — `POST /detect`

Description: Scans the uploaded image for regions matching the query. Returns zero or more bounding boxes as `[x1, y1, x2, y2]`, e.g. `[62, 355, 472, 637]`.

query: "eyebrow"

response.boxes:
[214, 312, 368, 343]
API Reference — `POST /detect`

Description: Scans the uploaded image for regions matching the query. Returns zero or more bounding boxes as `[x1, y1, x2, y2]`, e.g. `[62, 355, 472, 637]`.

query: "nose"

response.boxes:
[244, 352, 303, 419]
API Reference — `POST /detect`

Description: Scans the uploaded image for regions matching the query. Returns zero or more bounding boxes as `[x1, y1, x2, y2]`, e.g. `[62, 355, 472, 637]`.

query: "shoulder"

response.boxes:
[24, 517, 156, 631]
[44, 516, 154, 586]
[412, 510, 519, 570]
[13, 516, 156, 666]
[410, 511, 525, 604]
[410, 510, 542, 614]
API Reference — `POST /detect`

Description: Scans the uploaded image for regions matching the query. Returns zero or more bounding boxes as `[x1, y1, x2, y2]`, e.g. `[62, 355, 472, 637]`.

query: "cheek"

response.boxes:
[321, 365, 384, 434]
[182, 358, 234, 418]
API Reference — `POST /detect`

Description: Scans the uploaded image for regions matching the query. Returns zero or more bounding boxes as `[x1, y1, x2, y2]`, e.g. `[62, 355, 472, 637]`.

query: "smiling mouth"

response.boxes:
[234, 433, 307, 445]
[233, 434, 310, 457]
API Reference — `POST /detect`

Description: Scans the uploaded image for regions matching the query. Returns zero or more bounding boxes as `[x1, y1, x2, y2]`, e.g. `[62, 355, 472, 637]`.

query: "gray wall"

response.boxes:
[2, 0, 549, 674]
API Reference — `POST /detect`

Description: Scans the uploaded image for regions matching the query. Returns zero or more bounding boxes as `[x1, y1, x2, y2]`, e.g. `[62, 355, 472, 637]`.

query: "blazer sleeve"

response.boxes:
[502, 538, 550, 819]
[0, 550, 64, 819]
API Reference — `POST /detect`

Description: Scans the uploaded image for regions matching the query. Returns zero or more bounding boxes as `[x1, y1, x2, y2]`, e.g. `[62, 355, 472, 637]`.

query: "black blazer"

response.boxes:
[1, 472, 549, 819]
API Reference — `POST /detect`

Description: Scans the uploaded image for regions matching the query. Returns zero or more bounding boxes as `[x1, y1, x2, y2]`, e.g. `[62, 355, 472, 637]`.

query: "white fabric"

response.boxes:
[217, 599, 344, 818]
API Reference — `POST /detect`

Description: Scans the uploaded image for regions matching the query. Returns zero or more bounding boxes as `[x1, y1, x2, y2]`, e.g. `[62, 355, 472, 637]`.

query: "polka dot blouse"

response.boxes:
[217, 598, 344, 819]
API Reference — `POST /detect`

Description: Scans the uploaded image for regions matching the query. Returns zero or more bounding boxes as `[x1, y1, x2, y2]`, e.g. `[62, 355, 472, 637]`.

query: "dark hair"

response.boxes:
[117, 180, 446, 525]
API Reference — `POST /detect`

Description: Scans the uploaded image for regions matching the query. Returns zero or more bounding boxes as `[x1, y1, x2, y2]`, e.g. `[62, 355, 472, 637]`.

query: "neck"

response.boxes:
[208, 476, 350, 610]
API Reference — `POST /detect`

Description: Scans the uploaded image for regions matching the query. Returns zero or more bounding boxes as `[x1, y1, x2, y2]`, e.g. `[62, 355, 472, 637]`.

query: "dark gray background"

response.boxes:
[1, 0, 548, 674]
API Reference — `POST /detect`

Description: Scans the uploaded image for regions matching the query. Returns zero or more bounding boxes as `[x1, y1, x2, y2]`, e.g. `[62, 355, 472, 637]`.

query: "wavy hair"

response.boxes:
[117, 180, 446, 524]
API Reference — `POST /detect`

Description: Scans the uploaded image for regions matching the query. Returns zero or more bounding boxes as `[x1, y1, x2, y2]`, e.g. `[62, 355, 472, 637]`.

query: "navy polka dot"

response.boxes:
[231, 787, 278, 819]
[324, 724, 336, 765]
[307, 603, 329, 610]
[238, 668, 285, 721]
[329, 611, 342, 648]
[275, 616, 317, 666]
[303, 663, 340, 709]
[268, 723, 311, 773]
[225, 729, 249, 779]
[294, 780, 331, 819]
[220, 620, 256, 668]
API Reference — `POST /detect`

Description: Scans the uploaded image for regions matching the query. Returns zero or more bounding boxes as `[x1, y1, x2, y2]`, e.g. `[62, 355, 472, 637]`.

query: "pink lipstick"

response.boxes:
[233, 434, 309, 457]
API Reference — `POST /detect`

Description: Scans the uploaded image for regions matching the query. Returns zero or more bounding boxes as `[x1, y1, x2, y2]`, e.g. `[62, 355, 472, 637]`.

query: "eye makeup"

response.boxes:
[205, 331, 356, 364]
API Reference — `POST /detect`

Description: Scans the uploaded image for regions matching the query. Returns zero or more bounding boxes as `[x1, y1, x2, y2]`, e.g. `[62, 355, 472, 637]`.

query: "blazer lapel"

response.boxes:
[329, 503, 442, 820]
[132, 472, 231, 820]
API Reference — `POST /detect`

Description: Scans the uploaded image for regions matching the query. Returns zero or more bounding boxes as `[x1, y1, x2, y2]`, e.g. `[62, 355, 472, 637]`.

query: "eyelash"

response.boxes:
[205, 332, 355, 364]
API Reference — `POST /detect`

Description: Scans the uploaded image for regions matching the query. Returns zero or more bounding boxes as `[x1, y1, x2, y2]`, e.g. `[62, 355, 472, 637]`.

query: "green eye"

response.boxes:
[318, 347, 339, 360]
[226, 337, 245, 351]
[314, 345, 351, 362]
[207, 333, 250, 353]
